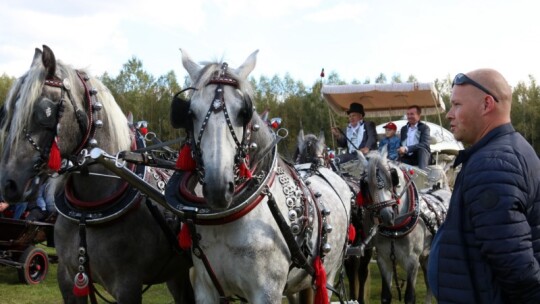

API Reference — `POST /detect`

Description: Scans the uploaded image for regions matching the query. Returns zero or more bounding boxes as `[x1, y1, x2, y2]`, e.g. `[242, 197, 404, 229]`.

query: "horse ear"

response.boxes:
[31, 48, 43, 67]
[356, 150, 368, 169]
[180, 48, 201, 81]
[380, 144, 388, 159]
[318, 130, 326, 146]
[297, 129, 305, 147]
[41, 45, 56, 79]
[234, 50, 259, 79]
[126, 112, 134, 125]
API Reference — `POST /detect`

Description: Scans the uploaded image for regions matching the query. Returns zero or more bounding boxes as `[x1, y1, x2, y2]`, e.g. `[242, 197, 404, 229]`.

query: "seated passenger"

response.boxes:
[379, 122, 400, 160]
[331, 102, 377, 165]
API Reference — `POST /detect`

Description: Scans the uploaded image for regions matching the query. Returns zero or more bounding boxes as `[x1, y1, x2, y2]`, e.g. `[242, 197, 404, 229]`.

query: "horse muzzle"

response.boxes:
[202, 180, 235, 210]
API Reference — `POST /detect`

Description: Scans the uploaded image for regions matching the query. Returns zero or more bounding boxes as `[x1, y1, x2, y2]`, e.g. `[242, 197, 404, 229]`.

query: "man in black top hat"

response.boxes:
[331, 102, 377, 164]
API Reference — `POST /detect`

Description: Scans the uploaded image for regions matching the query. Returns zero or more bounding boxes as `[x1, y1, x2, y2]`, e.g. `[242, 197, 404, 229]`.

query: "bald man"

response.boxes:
[428, 69, 540, 303]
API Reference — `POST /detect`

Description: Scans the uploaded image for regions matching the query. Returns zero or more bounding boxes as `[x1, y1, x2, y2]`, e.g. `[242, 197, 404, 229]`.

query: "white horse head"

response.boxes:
[364, 152, 409, 227]
[180, 49, 266, 210]
[295, 129, 326, 165]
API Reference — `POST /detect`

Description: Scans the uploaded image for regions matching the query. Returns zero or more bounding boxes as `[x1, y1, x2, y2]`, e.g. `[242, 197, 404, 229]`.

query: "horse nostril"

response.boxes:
[228, 182, 234, 193]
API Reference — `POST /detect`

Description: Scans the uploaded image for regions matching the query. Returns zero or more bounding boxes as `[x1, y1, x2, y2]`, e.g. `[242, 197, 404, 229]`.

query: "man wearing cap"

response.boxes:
[331, 102, 377, 164]
[397, 105, 431, 169]
[379, 122, 400, 160]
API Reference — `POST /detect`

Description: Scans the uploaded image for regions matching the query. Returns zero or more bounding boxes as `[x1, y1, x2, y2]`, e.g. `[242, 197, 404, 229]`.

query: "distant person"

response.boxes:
[397, 105, 431, 169]
[26, 183, 50, 221]
[428, 69, 540, 303]
[378, 122, 400, 160]
[0, 194, 8, 217]
[331, 102, 377, 164]
[12, 202, 28, 220]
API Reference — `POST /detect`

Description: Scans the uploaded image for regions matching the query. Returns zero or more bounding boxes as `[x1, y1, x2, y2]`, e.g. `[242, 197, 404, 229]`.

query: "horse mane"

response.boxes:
[0, 59, 130, 155]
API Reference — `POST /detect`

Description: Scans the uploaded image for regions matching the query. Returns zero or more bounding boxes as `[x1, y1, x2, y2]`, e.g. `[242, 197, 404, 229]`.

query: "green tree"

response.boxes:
[375, 73, 387, 84]
[0, 73, 16, 104]
[100, 57, 182, 141]
[391, 74, 402, 83]
[512, 76, 540, 151]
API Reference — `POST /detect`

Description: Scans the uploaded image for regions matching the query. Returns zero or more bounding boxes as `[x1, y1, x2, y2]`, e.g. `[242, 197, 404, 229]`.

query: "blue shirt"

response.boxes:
[379, 135, 400, 160]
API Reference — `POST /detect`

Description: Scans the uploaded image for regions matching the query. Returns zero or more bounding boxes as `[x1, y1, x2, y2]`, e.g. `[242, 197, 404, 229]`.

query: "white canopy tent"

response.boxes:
[322, 82, 445, 117]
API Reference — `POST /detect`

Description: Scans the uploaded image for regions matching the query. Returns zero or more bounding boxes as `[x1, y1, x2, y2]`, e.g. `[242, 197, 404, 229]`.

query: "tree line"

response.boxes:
[1, 58, 539, 158]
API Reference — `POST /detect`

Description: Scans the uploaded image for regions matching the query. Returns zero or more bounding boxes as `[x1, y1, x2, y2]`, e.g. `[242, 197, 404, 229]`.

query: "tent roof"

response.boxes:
[322, 82, 445, 117]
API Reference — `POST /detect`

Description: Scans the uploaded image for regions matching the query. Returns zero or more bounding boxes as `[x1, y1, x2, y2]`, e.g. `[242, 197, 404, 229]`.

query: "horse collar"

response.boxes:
[377, 172, 421, 238]
[164, 145, 278, 224]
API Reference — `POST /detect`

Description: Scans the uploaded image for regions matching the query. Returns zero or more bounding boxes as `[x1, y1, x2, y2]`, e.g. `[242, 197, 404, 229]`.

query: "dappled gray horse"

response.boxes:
[165, 49, 352, 303]
[357, 151, 450, 304]
[294, 129, 374, 303]
[0, 45, 193, 303]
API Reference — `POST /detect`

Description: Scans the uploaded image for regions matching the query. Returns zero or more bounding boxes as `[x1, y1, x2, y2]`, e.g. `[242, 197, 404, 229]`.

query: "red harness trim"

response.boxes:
[178, 170, 276, 225]
[382, 171, 418, 231]
[64, 163, 136, 208]
[64, 133, 139, 209]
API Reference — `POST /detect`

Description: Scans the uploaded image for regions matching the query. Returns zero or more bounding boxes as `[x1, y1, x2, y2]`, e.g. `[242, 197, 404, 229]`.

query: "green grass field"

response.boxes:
[0, 244, 430, 303]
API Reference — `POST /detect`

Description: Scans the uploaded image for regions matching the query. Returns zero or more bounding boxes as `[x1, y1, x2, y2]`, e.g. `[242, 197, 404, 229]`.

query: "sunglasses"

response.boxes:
[452, 73, 499, 102]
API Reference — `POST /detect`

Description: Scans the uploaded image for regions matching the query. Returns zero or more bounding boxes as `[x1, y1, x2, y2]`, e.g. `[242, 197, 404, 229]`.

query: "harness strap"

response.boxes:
[145, 199, 183, 255]
[265, 186, 315, 275]
[120, 151, 176, 170]
[390, 240, 403, 302]
[76, 214, 99, 304]
[183, 212, 230, 303]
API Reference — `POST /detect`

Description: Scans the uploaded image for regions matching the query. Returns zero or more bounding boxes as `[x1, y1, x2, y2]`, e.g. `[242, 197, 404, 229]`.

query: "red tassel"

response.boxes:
[314, 256, 328, 304]
[356, 192, 364, 207]
[178, 223, 192, 250]
[48, 140, 61, 172]
[139, 127, 148, 135]
[176, 144, 196, 171]
[72, 273, 90, 297]
[239, 161, 252, 179]
[348, 224, 356, 243]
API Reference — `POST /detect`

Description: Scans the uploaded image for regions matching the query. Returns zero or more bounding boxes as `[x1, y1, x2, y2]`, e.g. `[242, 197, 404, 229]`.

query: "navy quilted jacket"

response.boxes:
[428, 123, 540, 303]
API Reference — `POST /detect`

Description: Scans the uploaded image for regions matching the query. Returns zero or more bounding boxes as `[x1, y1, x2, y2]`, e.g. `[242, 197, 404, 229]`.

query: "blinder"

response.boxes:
[34, 98, 61, 130]
[170, 88, 194, 130]
[170, 87, 254, 130]
[240, 93, 253, 125]
[390, 168, 399, 188]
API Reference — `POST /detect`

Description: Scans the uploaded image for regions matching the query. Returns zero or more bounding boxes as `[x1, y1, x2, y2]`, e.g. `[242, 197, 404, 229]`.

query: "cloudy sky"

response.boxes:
[0, 0, 538, 87]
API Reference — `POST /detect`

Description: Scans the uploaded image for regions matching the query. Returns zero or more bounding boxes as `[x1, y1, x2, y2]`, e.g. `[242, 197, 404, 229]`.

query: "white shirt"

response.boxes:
[346, 121, 364, 153]
[406, 123, 419, 155]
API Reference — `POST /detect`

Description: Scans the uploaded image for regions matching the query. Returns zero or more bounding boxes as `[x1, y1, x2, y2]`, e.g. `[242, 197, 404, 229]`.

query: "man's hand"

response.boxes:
[331, 127, 341, 138]
[398, 146, 407, 155]
[0, 201, 9, 212]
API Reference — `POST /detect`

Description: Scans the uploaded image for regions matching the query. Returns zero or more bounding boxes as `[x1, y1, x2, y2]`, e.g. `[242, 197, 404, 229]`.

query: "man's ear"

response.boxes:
[483, 95, 497, 113]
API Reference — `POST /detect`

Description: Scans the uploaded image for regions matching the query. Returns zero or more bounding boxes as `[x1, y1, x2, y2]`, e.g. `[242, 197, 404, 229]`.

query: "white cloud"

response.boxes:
[306, 2, 368, 22]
